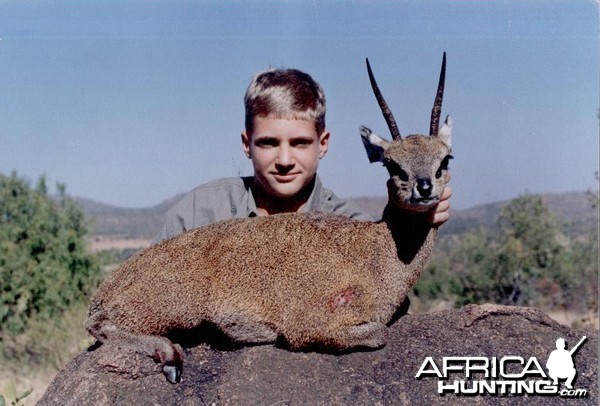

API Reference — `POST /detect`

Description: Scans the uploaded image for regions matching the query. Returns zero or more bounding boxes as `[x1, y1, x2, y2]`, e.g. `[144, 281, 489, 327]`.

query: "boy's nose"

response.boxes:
[275, 145, 294, 166]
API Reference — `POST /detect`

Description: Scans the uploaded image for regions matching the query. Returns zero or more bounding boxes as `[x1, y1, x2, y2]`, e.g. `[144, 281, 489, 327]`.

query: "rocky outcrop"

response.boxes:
[39, 304, 598, 405]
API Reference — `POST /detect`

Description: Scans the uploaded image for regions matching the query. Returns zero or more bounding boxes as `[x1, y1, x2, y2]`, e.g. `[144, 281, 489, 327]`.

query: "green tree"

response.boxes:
[443, 227, 511, 305]
[495, 195, 568, 306]
[420, 193, 597, 312]
[0, 172, 100, 336]
[439, 195, 576, 308]
[561, 210, 598, 313]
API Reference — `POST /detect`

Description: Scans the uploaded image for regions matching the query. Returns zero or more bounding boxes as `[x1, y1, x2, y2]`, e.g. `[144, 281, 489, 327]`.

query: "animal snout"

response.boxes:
[415, 178, 433, 198]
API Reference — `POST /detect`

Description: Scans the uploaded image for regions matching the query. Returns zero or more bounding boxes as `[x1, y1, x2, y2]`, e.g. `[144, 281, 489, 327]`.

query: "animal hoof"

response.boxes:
[162, 364, 182, 384]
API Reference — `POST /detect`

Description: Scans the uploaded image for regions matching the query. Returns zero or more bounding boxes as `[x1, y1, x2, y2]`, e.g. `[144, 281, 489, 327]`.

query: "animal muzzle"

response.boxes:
[411, 178, 439, 206]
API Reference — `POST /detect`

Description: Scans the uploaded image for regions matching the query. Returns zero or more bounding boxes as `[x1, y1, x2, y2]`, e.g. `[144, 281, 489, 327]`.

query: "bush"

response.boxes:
[0, 172, 101, 337]
[418, 194, 598, 312]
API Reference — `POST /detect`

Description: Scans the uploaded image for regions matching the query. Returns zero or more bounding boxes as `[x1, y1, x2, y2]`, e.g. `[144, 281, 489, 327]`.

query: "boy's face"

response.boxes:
[242, 116, 329, 200]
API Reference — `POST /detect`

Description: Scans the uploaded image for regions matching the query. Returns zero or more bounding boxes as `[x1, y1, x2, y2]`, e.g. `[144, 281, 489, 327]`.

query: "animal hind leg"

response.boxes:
[326, 321, 387, 350]
[214, 310, 278, 344]
[283, 320, 387, 351]
[85, 311, 184, 383]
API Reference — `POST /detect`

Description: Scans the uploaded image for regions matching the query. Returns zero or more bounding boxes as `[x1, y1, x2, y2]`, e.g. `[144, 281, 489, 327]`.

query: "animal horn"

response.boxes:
[366, 58, 401, 140]
[430, 52, 446, 137]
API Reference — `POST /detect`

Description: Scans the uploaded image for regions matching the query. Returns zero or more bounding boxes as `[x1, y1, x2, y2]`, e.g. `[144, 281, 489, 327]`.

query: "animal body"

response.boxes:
[85, 54, 453, 383]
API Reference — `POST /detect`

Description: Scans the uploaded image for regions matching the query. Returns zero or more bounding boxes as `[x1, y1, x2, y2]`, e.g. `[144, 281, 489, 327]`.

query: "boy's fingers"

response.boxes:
[430, 184, 452, 226]
[431, 211, 450, 226]
[436, 199, 450, 213]
[441, 185, 452, 201]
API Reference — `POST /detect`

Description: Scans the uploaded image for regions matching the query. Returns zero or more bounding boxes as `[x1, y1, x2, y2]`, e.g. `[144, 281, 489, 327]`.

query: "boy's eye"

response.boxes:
[255, 138, 278, 148]
[290, 138, 314, 148]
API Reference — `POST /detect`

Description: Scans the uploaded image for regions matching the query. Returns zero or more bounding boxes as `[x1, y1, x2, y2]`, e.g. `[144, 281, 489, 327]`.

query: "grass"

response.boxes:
[0, 302, 93, 405]
[0, 382, 33, 406]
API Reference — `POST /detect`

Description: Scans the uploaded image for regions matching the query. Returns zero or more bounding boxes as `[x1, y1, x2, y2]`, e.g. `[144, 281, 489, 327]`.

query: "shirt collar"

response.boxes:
[241, 176, 259, 217]
[302, 175, 330, 213]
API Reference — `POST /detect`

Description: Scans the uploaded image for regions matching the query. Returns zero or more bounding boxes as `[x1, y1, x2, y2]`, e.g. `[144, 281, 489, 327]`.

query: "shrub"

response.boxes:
[0, 172, 101, 337]
[420, 194, 598, 312]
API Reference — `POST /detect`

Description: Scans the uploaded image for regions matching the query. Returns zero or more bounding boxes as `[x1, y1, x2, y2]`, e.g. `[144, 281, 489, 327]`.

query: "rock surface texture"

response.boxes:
[39, 304, 598, 405]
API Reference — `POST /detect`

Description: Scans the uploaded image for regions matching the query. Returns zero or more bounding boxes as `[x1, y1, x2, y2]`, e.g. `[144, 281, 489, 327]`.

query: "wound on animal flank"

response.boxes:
[329, 287, 361, 311]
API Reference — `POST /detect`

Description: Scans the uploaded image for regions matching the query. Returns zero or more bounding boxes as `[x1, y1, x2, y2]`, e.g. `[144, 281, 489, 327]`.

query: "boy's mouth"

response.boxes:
[272, 172, 300, 182]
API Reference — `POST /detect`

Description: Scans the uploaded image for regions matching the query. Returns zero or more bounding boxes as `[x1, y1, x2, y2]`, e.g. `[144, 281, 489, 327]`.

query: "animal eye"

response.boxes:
[435, 155, 453, 179]
[384, 160, 409, 181]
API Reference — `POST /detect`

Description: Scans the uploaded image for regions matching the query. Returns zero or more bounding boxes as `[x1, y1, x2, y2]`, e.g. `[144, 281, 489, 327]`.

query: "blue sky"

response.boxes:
[0, 0, 598, 210]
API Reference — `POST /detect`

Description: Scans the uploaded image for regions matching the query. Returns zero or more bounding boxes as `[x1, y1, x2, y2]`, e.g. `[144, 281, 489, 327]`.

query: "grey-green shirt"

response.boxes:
[154, 176, 373, 243]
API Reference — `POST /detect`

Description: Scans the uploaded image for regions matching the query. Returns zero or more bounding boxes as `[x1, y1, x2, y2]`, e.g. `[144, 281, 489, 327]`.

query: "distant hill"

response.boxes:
[348, 192, 598, 240]
[76, 193, 184, 239]
[77, 191, 598, 242]
[439, 192, 598, 239]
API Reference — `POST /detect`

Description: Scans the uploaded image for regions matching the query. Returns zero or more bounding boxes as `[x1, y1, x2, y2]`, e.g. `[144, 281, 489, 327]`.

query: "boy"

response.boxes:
[155, 68, 451, 242]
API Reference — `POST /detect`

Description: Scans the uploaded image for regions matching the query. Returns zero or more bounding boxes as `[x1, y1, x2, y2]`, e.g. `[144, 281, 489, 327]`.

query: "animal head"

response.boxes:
[361, 53, 453, 213]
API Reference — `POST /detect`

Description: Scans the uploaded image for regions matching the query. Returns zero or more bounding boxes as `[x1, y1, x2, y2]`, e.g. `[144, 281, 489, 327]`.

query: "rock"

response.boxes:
[39, 304, 598, 405]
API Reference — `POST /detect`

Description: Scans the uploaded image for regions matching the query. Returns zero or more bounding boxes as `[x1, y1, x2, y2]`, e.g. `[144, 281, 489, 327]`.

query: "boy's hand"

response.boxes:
[430, 172, 452, 227]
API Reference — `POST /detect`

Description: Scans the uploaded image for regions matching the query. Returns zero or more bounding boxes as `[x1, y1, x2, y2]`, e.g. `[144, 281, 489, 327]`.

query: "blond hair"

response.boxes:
[244, 68, 326, 135]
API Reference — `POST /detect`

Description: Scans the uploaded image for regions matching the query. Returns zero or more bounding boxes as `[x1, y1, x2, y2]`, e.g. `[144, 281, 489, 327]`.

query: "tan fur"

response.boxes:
[85, 56, 452, 383]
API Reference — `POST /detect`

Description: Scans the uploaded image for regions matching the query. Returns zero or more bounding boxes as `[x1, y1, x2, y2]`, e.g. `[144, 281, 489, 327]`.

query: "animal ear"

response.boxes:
[360, 126, 390, 163]
[437, 115, 452, 148]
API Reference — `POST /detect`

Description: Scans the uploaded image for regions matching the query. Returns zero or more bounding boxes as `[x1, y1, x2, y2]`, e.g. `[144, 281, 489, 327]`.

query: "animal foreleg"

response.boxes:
[85, 311, 184, 383]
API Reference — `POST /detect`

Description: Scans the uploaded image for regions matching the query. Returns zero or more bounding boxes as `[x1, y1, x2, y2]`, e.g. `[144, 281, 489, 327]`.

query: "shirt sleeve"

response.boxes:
[153, 178, 249, 244]
[329, 198, 377, 221]
[156, 192, 196, 242]
[313, 178, 377, 221]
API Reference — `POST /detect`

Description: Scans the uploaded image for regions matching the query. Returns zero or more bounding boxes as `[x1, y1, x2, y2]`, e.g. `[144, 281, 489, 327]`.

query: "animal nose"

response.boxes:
[416, 178, 433, 198]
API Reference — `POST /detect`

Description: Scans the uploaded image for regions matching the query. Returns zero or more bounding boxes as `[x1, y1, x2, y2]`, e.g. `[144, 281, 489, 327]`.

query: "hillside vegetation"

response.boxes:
[0, 173, 103, 405]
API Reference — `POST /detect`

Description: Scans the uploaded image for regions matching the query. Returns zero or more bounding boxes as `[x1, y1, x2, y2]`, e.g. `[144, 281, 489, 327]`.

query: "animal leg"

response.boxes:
[85, 311, 184, 383]
[327, 321, 387, 350]
[214, 311, 278, 344]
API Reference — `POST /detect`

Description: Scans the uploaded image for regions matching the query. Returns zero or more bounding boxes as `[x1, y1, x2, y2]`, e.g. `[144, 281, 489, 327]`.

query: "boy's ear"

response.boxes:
[318, 130, 330, 159]
[241, 131, 251, 158]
